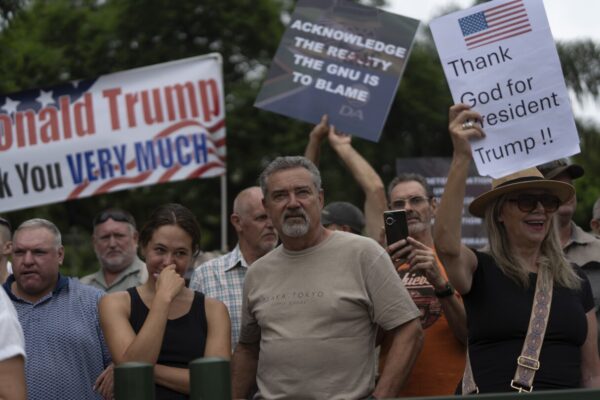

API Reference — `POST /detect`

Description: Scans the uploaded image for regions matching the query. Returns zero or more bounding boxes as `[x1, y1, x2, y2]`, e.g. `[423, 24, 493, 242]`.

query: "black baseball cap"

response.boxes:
[321, 201, 365, 234]
[537, 158, 584, 180]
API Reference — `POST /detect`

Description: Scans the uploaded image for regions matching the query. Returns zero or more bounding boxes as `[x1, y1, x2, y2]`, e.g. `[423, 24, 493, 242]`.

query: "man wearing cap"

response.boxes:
[190, 187, 278, 349]
[538, 158, 600, 349]
[81, 208, 147, 293]
[321, 201, 365, 234]
[591, 198, 600, 237]
[381, 173, 467, 397]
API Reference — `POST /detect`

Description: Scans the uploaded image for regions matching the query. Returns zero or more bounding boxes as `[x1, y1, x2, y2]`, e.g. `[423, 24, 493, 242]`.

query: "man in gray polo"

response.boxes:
[81, 208, 147, 292]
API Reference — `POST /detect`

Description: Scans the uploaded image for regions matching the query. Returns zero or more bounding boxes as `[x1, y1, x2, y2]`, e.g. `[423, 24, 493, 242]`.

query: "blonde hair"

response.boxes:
[484, 194, 580, 289]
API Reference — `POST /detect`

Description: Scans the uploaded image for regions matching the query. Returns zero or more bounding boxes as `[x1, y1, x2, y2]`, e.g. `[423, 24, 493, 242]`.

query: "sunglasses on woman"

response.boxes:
[506, 194, 560, 213]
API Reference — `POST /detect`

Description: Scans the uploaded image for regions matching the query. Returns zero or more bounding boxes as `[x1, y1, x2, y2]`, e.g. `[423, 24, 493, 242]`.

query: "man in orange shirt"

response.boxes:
[382, 173, 466, 396]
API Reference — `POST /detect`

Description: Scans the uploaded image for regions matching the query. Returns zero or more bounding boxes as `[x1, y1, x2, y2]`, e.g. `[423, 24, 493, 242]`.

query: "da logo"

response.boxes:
[339, 105, 364, 120]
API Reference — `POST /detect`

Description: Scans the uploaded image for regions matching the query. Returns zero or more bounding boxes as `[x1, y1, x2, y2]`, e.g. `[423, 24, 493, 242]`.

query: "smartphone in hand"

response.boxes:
[384, 210, 408, 246]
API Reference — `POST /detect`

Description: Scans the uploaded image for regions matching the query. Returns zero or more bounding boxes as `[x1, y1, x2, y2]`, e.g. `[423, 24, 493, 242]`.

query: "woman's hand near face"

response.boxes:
[155, 265, 186, 302]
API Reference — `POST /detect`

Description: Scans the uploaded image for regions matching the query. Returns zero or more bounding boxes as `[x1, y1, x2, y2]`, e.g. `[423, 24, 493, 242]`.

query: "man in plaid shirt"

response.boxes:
[190, 187, 278, 348]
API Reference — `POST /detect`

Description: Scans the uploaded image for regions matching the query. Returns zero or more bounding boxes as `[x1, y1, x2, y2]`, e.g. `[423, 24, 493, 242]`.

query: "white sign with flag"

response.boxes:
[0, 54, 226, 212]
[430, 0, 580, 178]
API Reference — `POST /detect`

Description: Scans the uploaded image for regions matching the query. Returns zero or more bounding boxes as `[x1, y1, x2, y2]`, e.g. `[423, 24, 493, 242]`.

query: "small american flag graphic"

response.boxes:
[459, 0, 532, 50]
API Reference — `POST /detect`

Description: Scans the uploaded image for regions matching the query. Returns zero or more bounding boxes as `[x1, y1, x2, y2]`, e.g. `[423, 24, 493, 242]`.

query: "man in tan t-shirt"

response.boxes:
[231, 156, 422, 400]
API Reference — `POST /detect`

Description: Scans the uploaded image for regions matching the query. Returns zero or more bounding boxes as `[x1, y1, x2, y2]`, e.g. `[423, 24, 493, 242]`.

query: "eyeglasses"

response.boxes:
[506, 194, 560, 213]
[93, 209, 136, 228]
[390, 196, 430, 210]
[0, 217, 11, 231]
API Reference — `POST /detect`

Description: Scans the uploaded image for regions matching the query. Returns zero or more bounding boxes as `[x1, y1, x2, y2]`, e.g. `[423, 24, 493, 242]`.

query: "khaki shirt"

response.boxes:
[80, 257, 147, 293]
[564, 222, 600, 350]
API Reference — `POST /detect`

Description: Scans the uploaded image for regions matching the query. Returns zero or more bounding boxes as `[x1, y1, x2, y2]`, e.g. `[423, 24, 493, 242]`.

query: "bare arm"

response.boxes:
[0, 355, 26, 400]
[328, 127, 387, 242]
[93, 364, 114, 400]
[581, 310, 600, 388]
[373, 318, 423, 398]
[433, 104, 483, 294]
[231, 341, 259, 399]
[438, 293, 468, 344]
[304, 115, 329, 165]
[203, 297, 232, 358]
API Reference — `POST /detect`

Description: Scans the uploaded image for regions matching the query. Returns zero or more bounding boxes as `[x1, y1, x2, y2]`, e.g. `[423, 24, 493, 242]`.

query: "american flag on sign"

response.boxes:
[459, 0, 532, 50]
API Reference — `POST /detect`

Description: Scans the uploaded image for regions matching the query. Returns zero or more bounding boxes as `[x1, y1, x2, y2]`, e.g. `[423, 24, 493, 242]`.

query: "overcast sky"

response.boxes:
[383, 0, 600, 124]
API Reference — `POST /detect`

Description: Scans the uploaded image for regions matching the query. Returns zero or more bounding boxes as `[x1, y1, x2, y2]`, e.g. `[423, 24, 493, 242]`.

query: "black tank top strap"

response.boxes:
[127, 287, 148, 333]
[191, 291, 208, 338]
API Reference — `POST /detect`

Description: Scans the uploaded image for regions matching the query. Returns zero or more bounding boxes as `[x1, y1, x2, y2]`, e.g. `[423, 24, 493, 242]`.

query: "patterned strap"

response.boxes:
[461, 350, 478, 394]
[462, 267, 553, 395]
[510, 266, 553, 392]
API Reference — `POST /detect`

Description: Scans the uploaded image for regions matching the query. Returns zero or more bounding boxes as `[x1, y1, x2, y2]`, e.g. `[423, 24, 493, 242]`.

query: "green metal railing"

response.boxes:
[190, 357, 232, 400]
[114, 362, 155, 400]
[114, 359, 600, 400]
[401, 388, 600, 400]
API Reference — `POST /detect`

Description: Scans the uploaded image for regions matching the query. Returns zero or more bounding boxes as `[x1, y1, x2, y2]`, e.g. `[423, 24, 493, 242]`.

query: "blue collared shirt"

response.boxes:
[189, 245, 247, 347]
[3, 274, 111, 400]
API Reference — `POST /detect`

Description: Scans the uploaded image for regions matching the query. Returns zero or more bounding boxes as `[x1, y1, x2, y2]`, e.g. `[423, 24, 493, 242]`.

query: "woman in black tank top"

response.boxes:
[433, 105, 600, 393]
[99, 204, 231, 399]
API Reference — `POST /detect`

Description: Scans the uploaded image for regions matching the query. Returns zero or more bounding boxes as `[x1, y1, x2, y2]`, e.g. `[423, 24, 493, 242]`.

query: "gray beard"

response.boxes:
[281, 215, 310, 237]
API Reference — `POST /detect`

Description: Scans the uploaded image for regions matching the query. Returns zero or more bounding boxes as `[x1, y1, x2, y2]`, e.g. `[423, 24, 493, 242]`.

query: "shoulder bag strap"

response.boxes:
[510, 266, 553, 392]
[462, 267, 553, 394]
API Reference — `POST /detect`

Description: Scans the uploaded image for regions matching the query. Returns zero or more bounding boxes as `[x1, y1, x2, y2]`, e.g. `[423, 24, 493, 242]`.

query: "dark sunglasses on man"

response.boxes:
[92, 209, 136, 228]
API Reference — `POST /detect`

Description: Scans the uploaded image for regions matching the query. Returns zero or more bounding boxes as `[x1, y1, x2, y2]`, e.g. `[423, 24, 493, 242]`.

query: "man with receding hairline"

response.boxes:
[190, 186, 278, 348]
[3, 219, 112, 399]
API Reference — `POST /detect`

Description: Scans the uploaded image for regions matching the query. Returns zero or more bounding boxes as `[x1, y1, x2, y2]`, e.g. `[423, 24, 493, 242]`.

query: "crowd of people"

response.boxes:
[1, 104, 600, 399]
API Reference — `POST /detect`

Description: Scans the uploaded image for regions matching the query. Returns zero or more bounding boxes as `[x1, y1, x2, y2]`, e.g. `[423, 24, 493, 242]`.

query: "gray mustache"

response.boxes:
[283, 211, 307, 220]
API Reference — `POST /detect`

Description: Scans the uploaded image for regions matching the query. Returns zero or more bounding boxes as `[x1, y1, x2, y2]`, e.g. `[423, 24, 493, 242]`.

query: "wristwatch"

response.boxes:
[434, 282, 455, 298]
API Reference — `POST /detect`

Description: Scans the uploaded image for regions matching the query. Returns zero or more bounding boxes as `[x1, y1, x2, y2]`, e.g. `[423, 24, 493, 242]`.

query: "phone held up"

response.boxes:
[383, 209, 409, 246]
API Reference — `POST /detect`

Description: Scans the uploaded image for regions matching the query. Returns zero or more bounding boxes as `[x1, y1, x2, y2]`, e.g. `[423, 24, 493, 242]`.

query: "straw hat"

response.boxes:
[469, 167, 574, 218]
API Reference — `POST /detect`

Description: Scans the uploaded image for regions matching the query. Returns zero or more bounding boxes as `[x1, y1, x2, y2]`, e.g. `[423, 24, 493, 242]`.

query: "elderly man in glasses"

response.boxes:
[80, 208, 147, 293]
[380, 173, 467, 397]
[0, 217, 13, 284]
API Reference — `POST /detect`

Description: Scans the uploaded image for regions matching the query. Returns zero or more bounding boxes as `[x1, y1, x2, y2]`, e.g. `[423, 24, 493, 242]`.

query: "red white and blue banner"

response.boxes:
[430, 0, 579, 178]
[0, 54, 226, 212]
